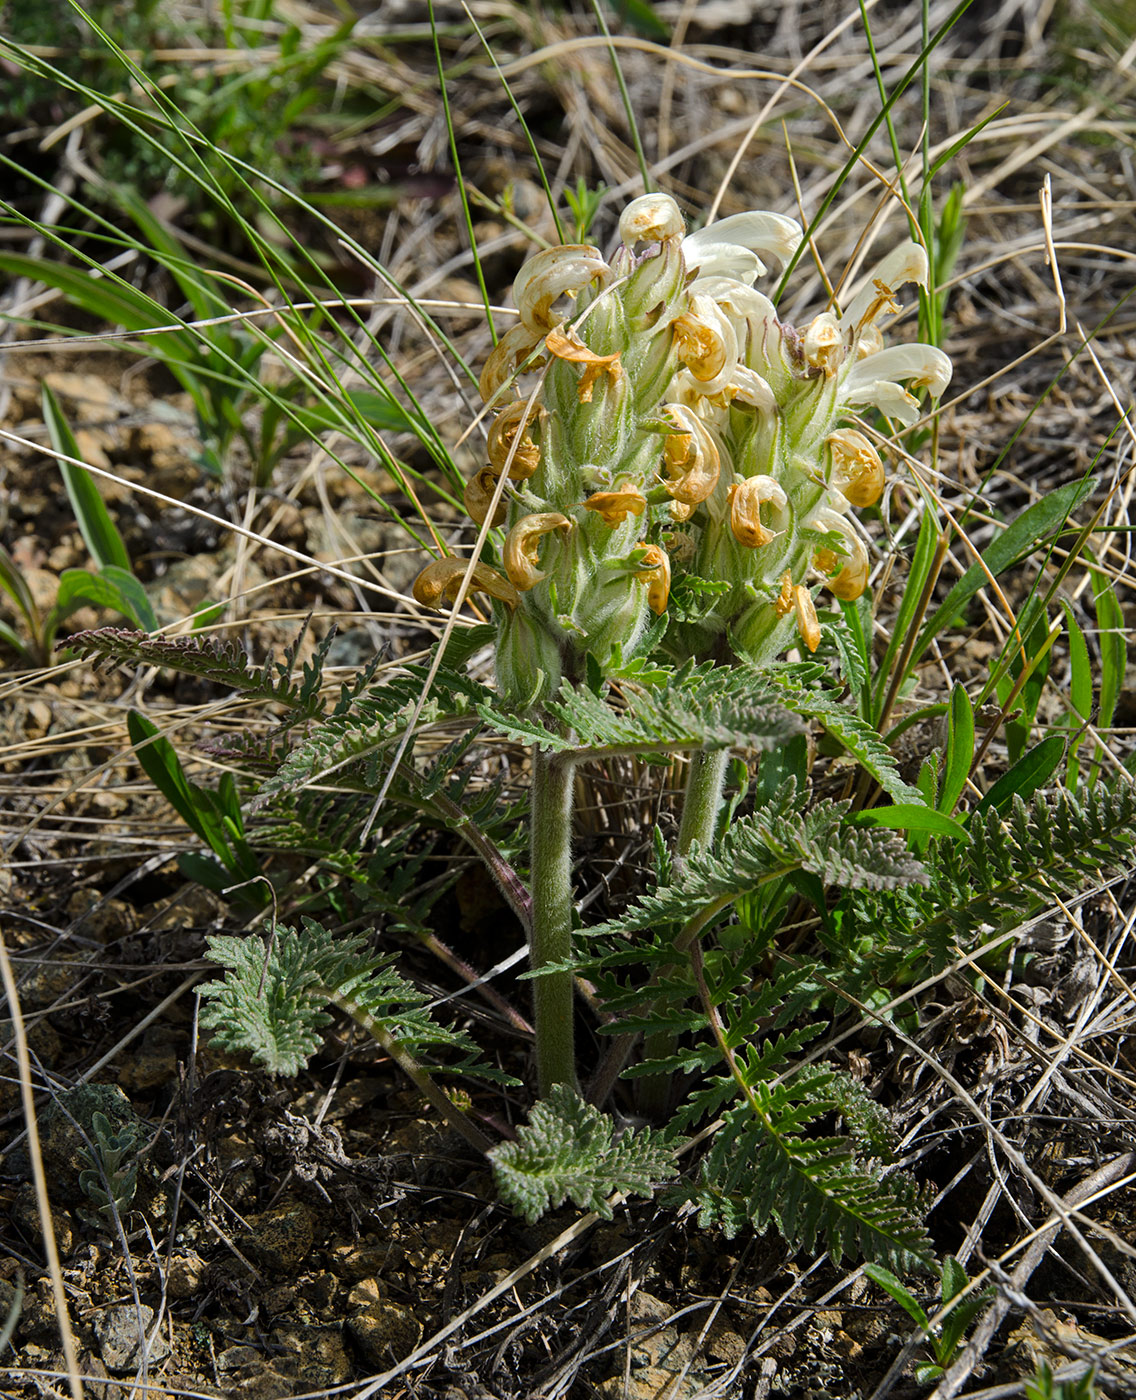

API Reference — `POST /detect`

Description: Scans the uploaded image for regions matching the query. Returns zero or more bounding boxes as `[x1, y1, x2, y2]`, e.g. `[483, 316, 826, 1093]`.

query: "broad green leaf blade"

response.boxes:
[0, 252, 176, 334]
[864, 1262, 929, 1328]
[974, 735, 1066, 818]
[854, 805, 967, 840]
[874, 507, 941, 720]
[127, 709, 226, 853]
[938, 683, 974, 815]
[43, 385, 132, 573]
[98, 566, 158, 631]
[1091, 567, 1126, 784]
[0, 542, 37, 621]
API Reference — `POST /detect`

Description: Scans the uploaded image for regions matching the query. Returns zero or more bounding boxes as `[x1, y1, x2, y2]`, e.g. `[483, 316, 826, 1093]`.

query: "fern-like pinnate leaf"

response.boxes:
[256, 665, 495, 804]
[490, 1085, 676, 1223]
[692, 1069, 935, 1273]
[479, 662, 803, 758]
[200, 923, 339, 1074]
[591, 782, 926, 940]
[69, 624, 335, 715]
[875, 780, 1136, 971]
[764, 665, 924, 805]
[200, 917, 503, 1079]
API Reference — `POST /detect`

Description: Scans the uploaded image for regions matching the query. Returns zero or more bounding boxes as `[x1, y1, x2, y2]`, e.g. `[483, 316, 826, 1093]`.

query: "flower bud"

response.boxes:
[826, 429, 884, 508]
[504, 512, 574, 591]
[803, 312, 842, 376]
[619, 193, 685, 248]
[728, 474, 788, 548]
[495, 606, 564, 709]
[513, 244, 610, 334]
[412, 558, 518, 610]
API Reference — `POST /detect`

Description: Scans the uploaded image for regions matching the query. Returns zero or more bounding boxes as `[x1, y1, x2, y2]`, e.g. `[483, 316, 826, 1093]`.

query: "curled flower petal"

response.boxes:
[634, 541, 671, 614]
[584, 483, 647, 525]
[487, 400, 543, 479]
[503, 512, 573, 591]
[619, 193, 685, 247]
[464, 466, 508, 527]
[812, 507, 869, 600]
[413, 558, 518, 610]
[672, 294, 735, 383]
[728, 474, 788, 548]
[729, 366, 777, 413]
[479, 323, 544, 404]
[513, 244, 610, 334]
[794, 586, 821, 652]
[843, 343, 952, 422]
[827, 428, 885, 507]
[683, 210, 802, 284]
[659, 403, 721, 505]
[546, 324, 622, 402]
[844, 241, 929, 331]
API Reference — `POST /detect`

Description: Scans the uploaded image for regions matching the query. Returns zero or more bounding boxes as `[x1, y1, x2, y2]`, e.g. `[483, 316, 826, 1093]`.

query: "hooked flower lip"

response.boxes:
[810, 507, 869, 600]
[513, 244, 611, 334]
[683, 209, 802, 285]
[633, 541, 671, 614]
[827, 428, 885, 508]
[842, 241, 930, 331]
[584, 483, 647, 525]
[503, 512, 574, 591]
[842, 343, 953, 423]
[728, 475, 788, 549]
[412, 558, 519, 610]
[546, 324, 622, 403]
[619, 192, 686, 248]
[658, 403, 721, 506]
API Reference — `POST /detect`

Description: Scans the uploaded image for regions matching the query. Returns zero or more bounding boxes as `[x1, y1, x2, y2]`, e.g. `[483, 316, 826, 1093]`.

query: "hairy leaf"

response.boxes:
[479, 662, 802, 758]
[490, 1085, 676, 1223]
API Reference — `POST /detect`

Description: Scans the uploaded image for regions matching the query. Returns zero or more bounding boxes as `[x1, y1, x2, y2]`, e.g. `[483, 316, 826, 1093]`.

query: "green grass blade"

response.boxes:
[43, 385, 132, 573]
[938, 683, 974, 816]
[974, 735, 1066, 819]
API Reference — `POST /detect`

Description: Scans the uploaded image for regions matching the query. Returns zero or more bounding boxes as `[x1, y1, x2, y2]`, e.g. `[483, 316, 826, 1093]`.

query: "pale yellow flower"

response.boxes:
[504, 512, 574, 591]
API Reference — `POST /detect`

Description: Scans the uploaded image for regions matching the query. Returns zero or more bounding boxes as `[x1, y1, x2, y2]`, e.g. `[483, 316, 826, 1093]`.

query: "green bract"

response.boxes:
[413, 194, 954, 704]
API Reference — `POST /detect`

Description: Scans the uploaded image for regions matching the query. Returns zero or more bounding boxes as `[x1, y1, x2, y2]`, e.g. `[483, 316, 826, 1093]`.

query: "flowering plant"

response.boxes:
[415, 192, 952, 699]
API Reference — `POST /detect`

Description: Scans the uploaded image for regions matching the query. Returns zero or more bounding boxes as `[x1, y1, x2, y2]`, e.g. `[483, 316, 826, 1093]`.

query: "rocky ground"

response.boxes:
[2, 2, 1136, 1397]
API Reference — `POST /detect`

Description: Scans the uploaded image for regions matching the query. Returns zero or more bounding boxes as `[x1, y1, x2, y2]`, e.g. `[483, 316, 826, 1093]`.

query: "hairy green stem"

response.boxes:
[531, 746, 579, 1097]
[636, 747, 733, 1119]
[676, 748, 731, 860]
